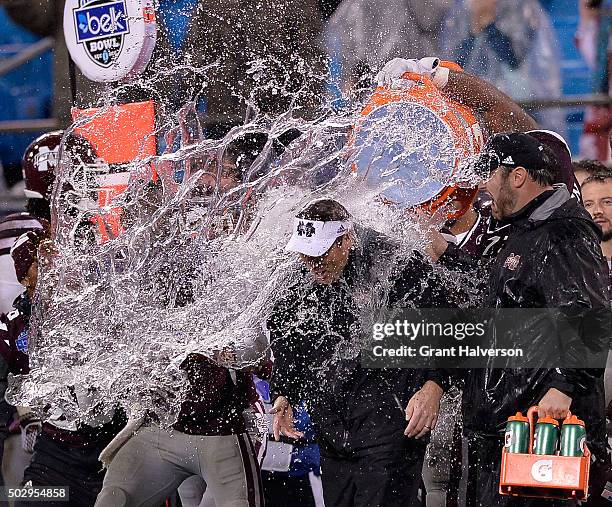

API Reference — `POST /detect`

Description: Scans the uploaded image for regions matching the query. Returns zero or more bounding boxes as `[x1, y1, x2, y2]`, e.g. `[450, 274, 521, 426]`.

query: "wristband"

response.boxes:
[417, 57, 458, 89]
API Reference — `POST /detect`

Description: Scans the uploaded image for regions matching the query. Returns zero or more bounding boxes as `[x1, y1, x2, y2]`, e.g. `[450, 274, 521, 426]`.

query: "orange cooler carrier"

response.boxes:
[499, 406, 590, 501]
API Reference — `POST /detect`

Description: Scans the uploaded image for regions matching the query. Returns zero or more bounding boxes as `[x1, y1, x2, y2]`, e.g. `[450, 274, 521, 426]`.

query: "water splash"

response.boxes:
[7, 58, 480, 427]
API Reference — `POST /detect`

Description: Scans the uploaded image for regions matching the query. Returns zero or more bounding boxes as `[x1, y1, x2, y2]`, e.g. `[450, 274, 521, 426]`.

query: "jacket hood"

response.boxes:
[526, 184, 601, 239]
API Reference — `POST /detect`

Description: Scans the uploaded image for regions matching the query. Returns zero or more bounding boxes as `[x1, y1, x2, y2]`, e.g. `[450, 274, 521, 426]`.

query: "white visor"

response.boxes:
[285, 218, 351, 257]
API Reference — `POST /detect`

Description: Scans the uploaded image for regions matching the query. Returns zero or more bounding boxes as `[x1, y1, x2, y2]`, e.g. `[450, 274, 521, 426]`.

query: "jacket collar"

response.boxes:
[504, 184, 571, 225]
[12, 292, 31, 317]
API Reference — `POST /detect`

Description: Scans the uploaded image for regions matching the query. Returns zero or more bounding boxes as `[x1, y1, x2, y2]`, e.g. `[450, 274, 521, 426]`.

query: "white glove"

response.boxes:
[376, 57, 450, 89]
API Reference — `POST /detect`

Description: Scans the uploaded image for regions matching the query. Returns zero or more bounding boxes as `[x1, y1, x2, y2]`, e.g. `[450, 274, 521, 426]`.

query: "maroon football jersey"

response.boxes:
[456, 204, 511, 259]
[0, 294, 30, 376]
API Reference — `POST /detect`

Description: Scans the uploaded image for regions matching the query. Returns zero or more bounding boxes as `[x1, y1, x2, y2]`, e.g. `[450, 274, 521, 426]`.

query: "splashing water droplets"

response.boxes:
[7, 61, 479, 428]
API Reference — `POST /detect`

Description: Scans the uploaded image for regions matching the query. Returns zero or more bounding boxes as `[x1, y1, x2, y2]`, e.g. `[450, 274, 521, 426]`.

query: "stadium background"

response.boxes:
[0, 0, 608, 214]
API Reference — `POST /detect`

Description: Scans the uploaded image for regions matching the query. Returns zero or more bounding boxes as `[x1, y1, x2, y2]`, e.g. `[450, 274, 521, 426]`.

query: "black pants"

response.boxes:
[465, 432, 570, 507]
[16, 431, 106, 507]
[0, 429, 8, 507]
[261, 471, 316, 507]
[0, 401, 18, 489]
[320, 451, 423, 507]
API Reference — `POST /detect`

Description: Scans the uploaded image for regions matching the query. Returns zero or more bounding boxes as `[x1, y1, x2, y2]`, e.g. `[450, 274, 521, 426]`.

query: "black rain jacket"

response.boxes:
[268, 226, 451, 459]
[444, 186, 610, 459]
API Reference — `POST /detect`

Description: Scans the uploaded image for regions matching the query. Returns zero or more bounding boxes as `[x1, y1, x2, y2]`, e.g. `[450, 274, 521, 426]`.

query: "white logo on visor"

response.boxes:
[296, 221, 315, 237]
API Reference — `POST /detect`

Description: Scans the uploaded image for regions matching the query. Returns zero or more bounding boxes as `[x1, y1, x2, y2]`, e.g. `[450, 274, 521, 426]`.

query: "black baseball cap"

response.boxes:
[470, 132, 558, 179]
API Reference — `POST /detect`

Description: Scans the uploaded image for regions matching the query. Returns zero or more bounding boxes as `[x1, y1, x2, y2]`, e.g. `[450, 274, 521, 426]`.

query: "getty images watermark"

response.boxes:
[372, 318, 524, 359]
[361, 309, 611, 369]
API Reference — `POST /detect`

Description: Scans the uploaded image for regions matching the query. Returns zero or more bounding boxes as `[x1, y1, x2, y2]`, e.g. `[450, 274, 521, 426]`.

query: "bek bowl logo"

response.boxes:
[73, 0, 130, 68]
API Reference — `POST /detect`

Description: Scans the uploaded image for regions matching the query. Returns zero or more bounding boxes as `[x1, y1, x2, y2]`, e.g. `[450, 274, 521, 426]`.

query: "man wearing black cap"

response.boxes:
[268, 198, 451, 507]
[428, 132, 610, 506]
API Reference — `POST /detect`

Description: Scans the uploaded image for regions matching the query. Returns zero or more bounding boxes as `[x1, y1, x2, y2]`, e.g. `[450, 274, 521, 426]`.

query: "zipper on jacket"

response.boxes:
[342, 429, 349, 450]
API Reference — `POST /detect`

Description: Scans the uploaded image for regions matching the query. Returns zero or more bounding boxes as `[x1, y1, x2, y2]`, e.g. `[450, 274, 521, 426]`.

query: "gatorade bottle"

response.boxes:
[560, 415, 587, 457]
[504, 412, 529, 453]
[533, 416, 559, 455]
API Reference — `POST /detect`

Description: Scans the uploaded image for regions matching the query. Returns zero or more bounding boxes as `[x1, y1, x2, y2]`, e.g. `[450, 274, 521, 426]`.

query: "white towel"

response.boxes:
[98, 411, 146, 468]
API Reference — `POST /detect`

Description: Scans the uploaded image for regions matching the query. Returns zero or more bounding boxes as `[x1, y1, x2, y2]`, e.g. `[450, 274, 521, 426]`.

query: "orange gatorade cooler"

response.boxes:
[499, 406, 590, 500]
[350, 65, 483, 220]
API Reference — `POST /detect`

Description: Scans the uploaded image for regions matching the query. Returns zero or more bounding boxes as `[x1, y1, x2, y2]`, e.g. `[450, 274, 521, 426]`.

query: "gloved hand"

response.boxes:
[19, 413, 41, 453]
[376, 57, 450, 89]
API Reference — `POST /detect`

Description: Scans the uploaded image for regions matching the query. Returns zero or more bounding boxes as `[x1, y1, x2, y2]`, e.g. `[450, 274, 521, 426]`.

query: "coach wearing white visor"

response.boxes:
[268, 198, 448, 507]
[284, 203, 354, 285]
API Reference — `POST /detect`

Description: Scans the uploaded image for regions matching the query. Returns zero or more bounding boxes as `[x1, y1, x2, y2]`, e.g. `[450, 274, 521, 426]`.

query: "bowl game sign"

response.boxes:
[73, 0, 130, 68]
[64, 0, 157, 82]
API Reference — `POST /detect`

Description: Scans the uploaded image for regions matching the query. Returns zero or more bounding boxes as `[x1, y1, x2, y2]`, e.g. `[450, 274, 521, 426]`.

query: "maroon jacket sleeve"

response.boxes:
[0, 311, 29, 375]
